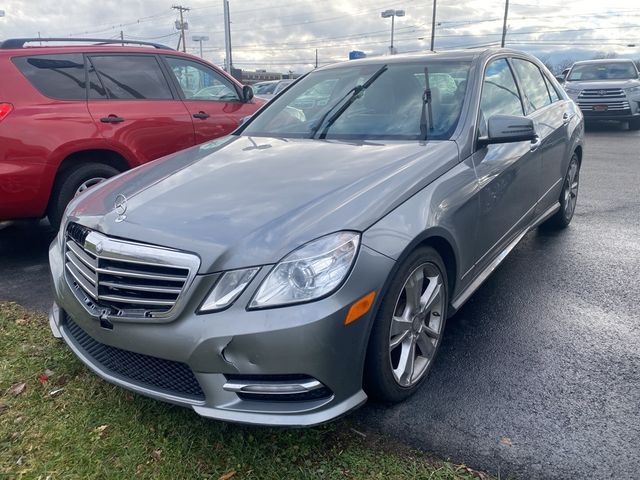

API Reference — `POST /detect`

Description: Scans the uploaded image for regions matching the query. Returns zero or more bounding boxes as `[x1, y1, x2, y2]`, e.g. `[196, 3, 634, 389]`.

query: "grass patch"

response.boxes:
[0, 302, 486, 479]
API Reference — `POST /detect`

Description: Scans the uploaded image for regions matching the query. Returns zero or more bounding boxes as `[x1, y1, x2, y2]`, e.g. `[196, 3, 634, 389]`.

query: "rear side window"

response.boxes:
[13, 54, 87, 100]
[511, 59, 552, 113]
[480, 58, 524, 119]
[89, 55, 173, 100]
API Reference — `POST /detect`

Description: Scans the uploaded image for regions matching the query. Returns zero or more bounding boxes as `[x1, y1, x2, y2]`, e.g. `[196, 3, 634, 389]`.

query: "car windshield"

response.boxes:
[568, 62, 638, 81]
[242, 61, 471, 141]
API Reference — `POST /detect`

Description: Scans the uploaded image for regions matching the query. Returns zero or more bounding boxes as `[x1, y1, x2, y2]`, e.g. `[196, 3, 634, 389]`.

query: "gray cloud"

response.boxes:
[1, 0, 638, 73]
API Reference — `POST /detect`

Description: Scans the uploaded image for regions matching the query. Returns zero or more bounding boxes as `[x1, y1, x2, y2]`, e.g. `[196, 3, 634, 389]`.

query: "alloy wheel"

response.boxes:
[563, 159, 579, 221]
[388, 262, 444, 387]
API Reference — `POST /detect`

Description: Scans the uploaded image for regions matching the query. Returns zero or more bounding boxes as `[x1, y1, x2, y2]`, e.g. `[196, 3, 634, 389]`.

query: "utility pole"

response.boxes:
[430, 0, 437, 51]
[315, 49, 318, 68]
[501, 0, 509, 48]
[172, 5, 190, 53]
[120, 30, 124, 47]
[223, 0, 233, 73]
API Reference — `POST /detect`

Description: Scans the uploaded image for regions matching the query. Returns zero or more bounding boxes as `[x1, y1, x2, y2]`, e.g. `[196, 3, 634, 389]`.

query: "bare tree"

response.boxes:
[591, 51, 619, 60]
[537, 55, 556, 73]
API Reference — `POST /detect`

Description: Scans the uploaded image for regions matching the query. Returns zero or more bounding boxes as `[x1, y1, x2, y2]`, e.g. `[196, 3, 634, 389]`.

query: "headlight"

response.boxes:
[249, 231, 360, 309]
[626, 86, 640, 95]
[564, 86, 581, 96]
[199, 267, 260, 313]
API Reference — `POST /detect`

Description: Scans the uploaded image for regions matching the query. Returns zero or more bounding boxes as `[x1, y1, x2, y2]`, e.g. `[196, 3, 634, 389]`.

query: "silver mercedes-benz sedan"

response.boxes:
[49, 48, 584, 426]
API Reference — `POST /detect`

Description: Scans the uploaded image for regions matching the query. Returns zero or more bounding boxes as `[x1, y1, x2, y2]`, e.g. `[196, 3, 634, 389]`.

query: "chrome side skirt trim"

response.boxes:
[451, 202, 560, 310]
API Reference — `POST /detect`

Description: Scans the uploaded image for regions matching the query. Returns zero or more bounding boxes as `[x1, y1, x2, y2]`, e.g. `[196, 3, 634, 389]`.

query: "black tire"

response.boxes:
[629, 118, 640, 131]
[543, 153, 580, 230]
[48, 162, 120, 230]
[364, 246, 449, 403]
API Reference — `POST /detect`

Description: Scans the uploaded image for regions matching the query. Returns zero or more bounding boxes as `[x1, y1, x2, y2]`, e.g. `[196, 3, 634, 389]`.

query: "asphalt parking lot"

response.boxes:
[1, 122, 638, 479]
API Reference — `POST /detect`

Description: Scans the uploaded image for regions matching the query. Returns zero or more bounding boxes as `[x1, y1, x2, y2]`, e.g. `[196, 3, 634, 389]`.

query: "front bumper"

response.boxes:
[49, 238, 395, 426]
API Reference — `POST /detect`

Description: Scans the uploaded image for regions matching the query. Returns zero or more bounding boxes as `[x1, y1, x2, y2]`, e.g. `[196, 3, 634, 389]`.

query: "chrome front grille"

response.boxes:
[577, 88, 630, 111]
[64, 223, 200, 321]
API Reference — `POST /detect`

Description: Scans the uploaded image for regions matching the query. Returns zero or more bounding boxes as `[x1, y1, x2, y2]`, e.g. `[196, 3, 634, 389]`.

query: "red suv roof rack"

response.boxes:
[0, 38, 173, 50]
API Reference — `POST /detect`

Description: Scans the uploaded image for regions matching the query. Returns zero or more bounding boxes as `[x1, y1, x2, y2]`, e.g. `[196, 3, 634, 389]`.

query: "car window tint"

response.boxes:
[89, 55, 172, 100]
[165, 57, 239, 102]
[13, 54, 87, 100]
[543, 74, 560, 102]
[480, 58, 524, 120]
[512, 59, 552, 113]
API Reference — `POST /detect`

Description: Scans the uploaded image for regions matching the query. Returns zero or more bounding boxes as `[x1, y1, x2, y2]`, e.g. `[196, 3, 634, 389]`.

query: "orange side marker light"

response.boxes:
[344, 291, 376, 325]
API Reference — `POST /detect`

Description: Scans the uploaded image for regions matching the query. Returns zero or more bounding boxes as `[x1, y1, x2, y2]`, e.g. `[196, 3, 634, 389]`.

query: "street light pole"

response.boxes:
[193, 35, 209, 58]
[430, 0, 437, 51]
[501, 0, 509, 48]
[381, 9, 405, 55]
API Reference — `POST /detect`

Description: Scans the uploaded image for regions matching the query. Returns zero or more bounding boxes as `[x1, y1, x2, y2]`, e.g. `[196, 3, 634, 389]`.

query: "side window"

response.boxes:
[89, 55, 173, 100]
[543, 75, 560, 102]
[511, 59, 552, 113]
[480, 58, 524, 121]
[13, 54, 87, 100]
[164, 57, 239, 102]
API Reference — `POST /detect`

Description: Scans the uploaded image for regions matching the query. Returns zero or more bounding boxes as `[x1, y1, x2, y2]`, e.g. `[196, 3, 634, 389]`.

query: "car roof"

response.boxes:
[572, 58, 636, 65]
[316, 47, 530, 71]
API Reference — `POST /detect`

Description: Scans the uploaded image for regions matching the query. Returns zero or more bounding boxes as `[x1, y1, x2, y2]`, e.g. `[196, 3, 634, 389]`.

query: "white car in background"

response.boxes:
[563, 59, 640, 130]
[254, 79, 295, 101]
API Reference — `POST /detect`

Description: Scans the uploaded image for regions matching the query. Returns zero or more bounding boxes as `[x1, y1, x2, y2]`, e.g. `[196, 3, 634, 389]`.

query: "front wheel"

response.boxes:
[364, 247, 448, 403]
[543, 153, 580, 230]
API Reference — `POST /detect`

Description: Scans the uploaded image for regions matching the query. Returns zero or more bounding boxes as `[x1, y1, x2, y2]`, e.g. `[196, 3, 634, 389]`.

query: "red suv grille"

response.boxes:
[0, 103, 12, 122]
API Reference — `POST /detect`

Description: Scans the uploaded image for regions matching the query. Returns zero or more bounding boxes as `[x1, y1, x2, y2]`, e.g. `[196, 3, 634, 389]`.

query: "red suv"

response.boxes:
[0, 38, 265, 228]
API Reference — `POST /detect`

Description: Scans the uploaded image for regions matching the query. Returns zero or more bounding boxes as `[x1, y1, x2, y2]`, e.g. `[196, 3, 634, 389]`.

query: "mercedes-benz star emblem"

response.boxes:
[114, 194, 127, 222]
[95, 242, 103, 254]
[599, 90, 606, 96]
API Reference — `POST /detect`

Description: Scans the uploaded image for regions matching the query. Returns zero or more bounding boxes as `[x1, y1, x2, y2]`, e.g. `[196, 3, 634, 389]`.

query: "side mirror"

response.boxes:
[242, 85, 254, 103]
[555, 75, 566, 83]
[478, 115, 537, 147]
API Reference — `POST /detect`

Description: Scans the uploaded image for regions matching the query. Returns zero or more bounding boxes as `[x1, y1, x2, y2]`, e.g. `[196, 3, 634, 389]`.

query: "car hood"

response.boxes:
[67, 135, 459, 273]
[564, 79, 640, 90]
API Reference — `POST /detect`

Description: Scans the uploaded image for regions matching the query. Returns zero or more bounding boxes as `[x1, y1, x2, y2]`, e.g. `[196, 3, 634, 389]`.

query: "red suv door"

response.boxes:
[162, 55, 257, 144]
[86, 54, 195, 163]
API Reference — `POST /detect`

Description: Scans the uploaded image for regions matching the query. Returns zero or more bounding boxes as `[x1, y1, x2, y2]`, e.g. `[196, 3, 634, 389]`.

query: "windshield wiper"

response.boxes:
[309, 64, 388, 139]
[420, 66, 434, 141]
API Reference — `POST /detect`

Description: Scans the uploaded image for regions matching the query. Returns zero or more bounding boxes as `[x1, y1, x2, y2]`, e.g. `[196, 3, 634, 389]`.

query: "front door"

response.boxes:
[86, 54, 195, 164]
[162, 56, 255, 144]
[470, 58, 542, 274]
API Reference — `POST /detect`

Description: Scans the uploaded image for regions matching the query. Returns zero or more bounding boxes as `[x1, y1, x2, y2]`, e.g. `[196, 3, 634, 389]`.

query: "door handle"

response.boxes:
[530, 135, 541, 152]
[193, 111, 210, 119]
[562, 112, 573, 125]
[100, 115, 125, 124]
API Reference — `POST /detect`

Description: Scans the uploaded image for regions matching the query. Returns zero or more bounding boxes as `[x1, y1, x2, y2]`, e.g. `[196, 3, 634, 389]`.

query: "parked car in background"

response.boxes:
[49, 48, 583, 426]
[252, 80, 278, 96]
[0, 38, 264, 227]
[563, 59, 640, 130]
[254, 78, 295, 101]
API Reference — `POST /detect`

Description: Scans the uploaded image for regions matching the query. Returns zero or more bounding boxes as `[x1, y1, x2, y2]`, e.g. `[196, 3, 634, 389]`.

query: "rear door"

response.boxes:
[470, 57, 542, 274]
[511, 58, 567, 213]
[86, 54, 195, 164]
[161, 55, 254, 144]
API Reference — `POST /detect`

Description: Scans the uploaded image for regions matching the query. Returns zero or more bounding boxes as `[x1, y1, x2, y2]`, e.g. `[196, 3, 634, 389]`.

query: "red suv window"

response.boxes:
[12, 54, 87, 100]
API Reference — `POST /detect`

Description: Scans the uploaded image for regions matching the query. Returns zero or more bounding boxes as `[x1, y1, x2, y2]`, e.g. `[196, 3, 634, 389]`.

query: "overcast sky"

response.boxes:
[1, 0, 639, 73]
